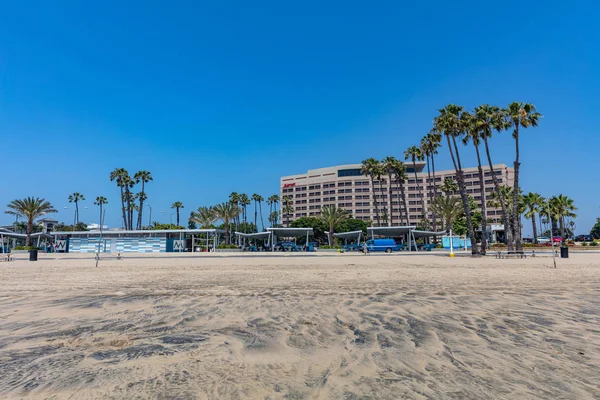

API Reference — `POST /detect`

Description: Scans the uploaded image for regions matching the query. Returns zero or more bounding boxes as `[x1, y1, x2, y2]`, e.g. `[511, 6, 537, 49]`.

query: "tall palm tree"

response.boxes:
[439, 177, 458, 195]
[523, 192, 544, 244]
[94, 196, 108, 230]
[5, 197, 57, 246]
[267, 195, 278, 227]
[360, 158, 381, 226]
[282, 195, 293, 227]
[68, 192, 85, 224]
[134, 171, 153, 230]
[320, 205, 350, 245]
[110, 168, 128, 230]
[474, 104, 513, 250]
[433, 104, 480, 255]
[373, 161, 387, 225]
[404, 146, 426, 228]
[214, 202, 241, 245]
[190, 206, 218, 228]
[238, 194, 251, 232]
[171, 201, 184, 226]
[391, 160, 410, 225]
[505, 102, 542, 251]
[229, 192, 240, 231]
[549, 195, 577, 242]
[488, 185, 525, 242]
[382, 156, 399, 226]
[429, 195, 462, 231]
[421, 133, 441, 230]
[461, 111, 488, 254]
[251, 194, 265, 231]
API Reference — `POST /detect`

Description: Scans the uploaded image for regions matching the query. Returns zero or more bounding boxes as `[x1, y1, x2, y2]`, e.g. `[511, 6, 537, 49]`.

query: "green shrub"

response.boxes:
[320, 245, 340, 249]
[217, 244, 238, 249]
[13, 246, 40, 251]
[582, 242, 588, 247]
[590, 242, 598, 247]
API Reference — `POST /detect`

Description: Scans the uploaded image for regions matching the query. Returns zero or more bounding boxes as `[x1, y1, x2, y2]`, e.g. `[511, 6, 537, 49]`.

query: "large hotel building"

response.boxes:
[280, 162, 514, 226]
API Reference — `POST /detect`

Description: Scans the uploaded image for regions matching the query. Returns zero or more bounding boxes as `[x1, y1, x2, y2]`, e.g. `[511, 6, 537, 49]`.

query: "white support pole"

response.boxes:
[192, 235, 194, 253]
[449, 229, 454, 257]
[408, 229, 411, 252]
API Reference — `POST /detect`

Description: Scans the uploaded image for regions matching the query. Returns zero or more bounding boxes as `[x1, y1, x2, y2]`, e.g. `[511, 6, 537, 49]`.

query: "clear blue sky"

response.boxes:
[1, 1, 598, 233]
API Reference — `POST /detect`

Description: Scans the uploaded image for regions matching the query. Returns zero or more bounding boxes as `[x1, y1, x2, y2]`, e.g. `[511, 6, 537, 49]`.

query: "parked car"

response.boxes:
[552, 236, 563, 243]
[537, 236, 551, 244]
[358, 238, 402, 253]
[575, 235, 594, 242]
[274, 241, 298, 251]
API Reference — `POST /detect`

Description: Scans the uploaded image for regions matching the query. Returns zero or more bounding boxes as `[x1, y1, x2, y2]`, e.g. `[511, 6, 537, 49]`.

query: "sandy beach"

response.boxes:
[0, 252, 599, 399]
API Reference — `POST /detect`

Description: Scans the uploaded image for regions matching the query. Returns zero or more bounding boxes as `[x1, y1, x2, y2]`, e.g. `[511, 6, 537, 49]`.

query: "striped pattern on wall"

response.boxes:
[69, 237, 166, 253]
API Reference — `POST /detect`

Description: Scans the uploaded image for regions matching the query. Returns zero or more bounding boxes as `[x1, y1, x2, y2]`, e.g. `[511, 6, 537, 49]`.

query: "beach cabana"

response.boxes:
[267, 227, 313, 251]
[235, 231, 273, 249]
[333, 230, 363, 246]
[0, 228, 53, 252]
[367, 226, 417, 251]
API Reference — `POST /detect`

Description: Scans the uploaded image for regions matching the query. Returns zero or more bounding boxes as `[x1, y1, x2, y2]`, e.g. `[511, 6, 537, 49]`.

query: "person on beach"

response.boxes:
[363, 241, 369, 255]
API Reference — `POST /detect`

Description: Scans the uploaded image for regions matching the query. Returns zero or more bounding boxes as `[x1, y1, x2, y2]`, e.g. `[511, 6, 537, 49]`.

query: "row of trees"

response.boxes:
[357, 102, 543, 255]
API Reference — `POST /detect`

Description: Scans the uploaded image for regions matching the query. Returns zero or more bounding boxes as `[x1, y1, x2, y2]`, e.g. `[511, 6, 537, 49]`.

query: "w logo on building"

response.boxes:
[55, 240, 67, 251]
[173, 240, 185, 251]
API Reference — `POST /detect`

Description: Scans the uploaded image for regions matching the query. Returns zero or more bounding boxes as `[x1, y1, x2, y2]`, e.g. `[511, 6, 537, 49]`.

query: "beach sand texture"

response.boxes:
[0, 253, 599, 399]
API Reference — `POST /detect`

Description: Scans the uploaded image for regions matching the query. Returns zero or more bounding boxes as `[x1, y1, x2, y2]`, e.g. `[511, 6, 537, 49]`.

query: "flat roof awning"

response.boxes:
[411, 230, 447, 238]
[235, 231, 272, 240]
[267, 227, 313, 237]
[0, 231, 53, 239]
[333, 230, 363, 239]
[50, 229, 225, 236]
[367, 226, 417, 237]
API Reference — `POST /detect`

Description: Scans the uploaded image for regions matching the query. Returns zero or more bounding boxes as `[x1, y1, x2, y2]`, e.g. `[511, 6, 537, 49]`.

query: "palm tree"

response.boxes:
[5, 197, 57, 246]
[122, 173, 136, 230]
[229, 192, 240, 231]
[549, 195, 577, 242]
[282, 195, 293, 227]
[523, 192, 544, 244]
[238, 194, 251, 232]
[474, 104, 513, 250]
[421, 132, 441, 230]
[391, 160, 410, 225]
[429, 195, 462, 231]
[505, 102, 542, 251]
[373, 161, 387, 225]
[190, 206, 218, 228]
[320, 205, 350, 245]
[268, 211, 280, 227]
[360, 158, 381, 226]
[134, 171, 153, 230]
[68, 192, 85, 224]
[267, 195, 280, 227]
[94, 196, 108, 230]
[110, 168, 129, 230]
[252, 194, 265, 231]
[439, 177, 458, 195]
[382, 156, 398, 226]
[214, 201, 241, 245]
[404, 145, 426, 228]
[433, 104, 480, 255]
[171, 201, 184, 226]
[461, 111, 488, 254]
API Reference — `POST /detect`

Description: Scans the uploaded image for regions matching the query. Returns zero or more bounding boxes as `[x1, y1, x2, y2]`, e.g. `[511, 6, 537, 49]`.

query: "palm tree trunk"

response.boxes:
[176, 208, 180, 226]
[412, 160, 425, 228]
[119, 186, 127, 229]
[431, 154, 438, 232]
[513, 127, 522, 251]
[75, 200, 79, 224]
[475, 144, 487, 255]
[450, 135, 480, 255]
[137, 182, 145, 230]
[254, 201, 258, 230]
[370, 177, 380, 226]
[387, 173, 393, 226]
[400, 179, 409, 226]
[425, 155, 432, 230]
[482, 137, 513, 251]
[259, 202, 264, 231]
[531, 214, 538, 244]
[26, 219, 32, 247]
[378, 180, 387, 226]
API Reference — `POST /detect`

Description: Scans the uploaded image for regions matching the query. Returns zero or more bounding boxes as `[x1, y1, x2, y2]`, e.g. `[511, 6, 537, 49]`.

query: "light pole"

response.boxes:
[147, 204, 152, 228]
[160, 210, 176, 229]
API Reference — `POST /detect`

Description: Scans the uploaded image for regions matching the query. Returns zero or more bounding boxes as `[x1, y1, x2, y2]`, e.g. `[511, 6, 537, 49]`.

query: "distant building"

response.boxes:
[280, 162, 514, 227]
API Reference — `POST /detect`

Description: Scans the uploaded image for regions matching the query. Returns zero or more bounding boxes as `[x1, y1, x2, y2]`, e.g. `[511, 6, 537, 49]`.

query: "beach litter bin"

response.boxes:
[560, 246, 569, 259]
[29, 249, 38, 261]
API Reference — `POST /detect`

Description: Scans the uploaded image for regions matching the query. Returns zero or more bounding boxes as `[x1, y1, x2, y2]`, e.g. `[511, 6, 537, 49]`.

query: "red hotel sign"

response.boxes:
[283, 183, 296, 188]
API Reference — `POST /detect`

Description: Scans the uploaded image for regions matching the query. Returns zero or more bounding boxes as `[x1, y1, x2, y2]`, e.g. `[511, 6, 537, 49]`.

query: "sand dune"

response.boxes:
[0, 253, 599, 399]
